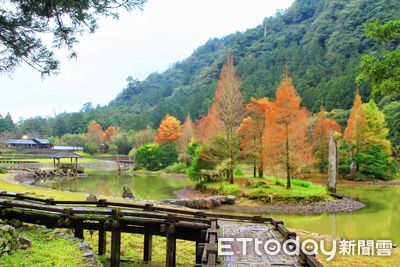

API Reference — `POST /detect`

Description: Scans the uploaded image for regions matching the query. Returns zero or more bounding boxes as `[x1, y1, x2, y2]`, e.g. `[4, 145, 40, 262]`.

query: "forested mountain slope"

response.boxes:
[12, 0, 400, 136]
[104, 0, 400, 129]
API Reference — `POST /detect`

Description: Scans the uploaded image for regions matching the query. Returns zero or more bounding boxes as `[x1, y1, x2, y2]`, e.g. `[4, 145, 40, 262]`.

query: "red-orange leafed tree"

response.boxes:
[104, 126, 116, 143]
[85, 121, 105, 146]
[154, 114, 182, 145]
[178, 113, 196, 153]
[263, 72, 313, 189]
[196, 97, 223, 142]
[344, 91, 370, 155]
[237, 116, 258, 177]
[312, 106, 341, 173]
[238, 98, 270, 177]
[343, 91, 370, 176]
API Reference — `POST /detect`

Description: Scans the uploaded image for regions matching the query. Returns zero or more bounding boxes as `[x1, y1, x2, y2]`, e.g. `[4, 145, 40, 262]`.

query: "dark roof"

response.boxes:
[33, 139, 52, 145]
[50, 151, 83, 159]
[4, 139, 52, 145]
[5, 139, 37, 145]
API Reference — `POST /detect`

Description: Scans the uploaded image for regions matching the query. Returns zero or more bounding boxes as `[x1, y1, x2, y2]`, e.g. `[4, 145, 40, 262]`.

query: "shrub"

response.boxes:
[165, 162, 186, 174]
[233, 167, 244, 177]
[356, 145, 397, 180]
[291, 179, 311, 188]
[220, 183, 241, 196]
[0, 168, 7, 174]
[135, 143, 178, 171]
[84, 142, 99, 156]
[275, 180, 285, 187]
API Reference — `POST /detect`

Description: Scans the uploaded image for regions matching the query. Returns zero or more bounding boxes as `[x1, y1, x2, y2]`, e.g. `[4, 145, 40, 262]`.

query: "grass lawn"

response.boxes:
[0, 225, 91, 267]
[203, 175, 330, 203]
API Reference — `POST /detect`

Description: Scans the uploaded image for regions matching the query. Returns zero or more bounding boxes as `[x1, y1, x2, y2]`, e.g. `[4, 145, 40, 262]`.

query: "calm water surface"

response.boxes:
[239, 185, 400, 244]
[41, 171, 400, 244]
[41, 170, 194, 200]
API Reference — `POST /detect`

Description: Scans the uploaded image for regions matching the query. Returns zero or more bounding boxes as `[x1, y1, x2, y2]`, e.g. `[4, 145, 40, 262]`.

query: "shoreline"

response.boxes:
[175, 186, 366, 214]
[215, 197, 366, 214]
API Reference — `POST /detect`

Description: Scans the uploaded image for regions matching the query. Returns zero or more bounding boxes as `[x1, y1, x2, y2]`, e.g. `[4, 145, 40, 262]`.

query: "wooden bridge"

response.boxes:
[0, 191, 322, 267]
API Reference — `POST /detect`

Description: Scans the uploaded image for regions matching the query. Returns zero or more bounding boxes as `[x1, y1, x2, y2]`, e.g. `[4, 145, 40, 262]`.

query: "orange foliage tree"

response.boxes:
[312, 106, 341, 173]
[85, 121, 105, 146]
[237, 98, 270, 178]
[154, 114, 182, 145]
[343, 91, 370, 174]
[263, 72, 313, 189]
[196, 96, 223, 142]
[178, 113, 196, 153]
[197, 56, 243, 183]
[104, 126, 116, 143]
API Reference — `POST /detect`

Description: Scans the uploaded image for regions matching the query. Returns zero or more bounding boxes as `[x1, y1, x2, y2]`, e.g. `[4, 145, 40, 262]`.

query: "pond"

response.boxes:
[261, 185, 400, 245]
[40, 170, 194, 200]
[40, 171, 400, 244]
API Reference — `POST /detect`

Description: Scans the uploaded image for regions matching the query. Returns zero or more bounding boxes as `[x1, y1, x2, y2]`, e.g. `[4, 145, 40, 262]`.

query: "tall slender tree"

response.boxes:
[178, 113, 196, 153]
[216, 56, 244, 183]
[363, 100, 392, 158]
[85, 121, 105, 147]
[344, 91, 370, 156]
[312, 106, 341, 173]
[238, 98, 270, 177]
[263, 71, 313, 189]
[105, 126, 117, 143]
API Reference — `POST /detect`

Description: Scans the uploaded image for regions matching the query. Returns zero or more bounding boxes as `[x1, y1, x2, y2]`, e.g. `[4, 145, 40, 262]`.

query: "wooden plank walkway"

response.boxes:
[0, 191, 322, 267]
[219, 220, 301, 266]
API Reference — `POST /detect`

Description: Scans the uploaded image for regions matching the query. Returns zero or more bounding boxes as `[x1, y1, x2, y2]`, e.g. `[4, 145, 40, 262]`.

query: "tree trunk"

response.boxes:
[258, 153, 264, 178]
[327, 135, 337, 193]
[253, 158, 257, 178]
[285, 123, 291, 189]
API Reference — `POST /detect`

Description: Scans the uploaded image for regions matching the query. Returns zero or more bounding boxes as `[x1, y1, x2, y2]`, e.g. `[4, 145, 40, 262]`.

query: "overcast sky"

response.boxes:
[0, 0, 294, 121]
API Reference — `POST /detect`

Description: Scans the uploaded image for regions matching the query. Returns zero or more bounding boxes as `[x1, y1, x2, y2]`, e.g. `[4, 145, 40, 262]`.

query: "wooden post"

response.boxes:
[110, 209, 121, 267]
[98, 228, 107, 255]
[196, 241, 204, 264]
[110, 227, 121, 267]
[166, 223, 176, 267]
[74, 228, 84, 239]
[143, 230, 152, 262]
[328, 135, 337, 193]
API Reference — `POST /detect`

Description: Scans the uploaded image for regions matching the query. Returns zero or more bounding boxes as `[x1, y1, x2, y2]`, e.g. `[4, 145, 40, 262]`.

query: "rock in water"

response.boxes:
[122, 185, 134, 199]
[86, 194, 97, 202]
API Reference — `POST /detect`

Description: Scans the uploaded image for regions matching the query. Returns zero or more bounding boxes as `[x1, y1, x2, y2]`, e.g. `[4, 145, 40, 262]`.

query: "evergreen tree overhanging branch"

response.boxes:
[0, 0, 146, 76]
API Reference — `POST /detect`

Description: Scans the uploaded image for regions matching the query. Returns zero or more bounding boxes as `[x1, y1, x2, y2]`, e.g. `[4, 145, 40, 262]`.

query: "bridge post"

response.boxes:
[110, 227, 121, 267]
[74, 228, 84, 239]
[143, 230, 152, 262]
[110, 209, 121, 267]
[166, 223, 176, 267]
[98, 227, 107, 255]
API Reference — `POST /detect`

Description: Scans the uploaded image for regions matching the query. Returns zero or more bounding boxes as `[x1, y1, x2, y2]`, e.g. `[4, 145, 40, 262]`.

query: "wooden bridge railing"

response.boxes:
[0, 191, 322, 267]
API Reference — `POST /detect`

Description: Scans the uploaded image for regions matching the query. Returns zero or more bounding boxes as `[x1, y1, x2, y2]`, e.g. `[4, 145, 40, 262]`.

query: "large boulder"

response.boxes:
[122, 185, 134, 199]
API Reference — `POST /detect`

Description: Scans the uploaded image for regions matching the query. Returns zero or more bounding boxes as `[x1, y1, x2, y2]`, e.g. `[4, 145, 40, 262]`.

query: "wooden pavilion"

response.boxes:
[51, 151, 83, 174]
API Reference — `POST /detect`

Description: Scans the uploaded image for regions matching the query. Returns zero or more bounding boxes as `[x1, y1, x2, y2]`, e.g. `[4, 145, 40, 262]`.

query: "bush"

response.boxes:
[165, 162, 186, 174]
[220, 183, 241, 196]
[233, 167, 244, 177]
[356, 145, 397, 180]
[84, 142, 99, 156]
[275, 180, 285, 187]
[135, 143, 178, 171]
[291, 179, 311, 188]
[0, 167, 7, 174]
